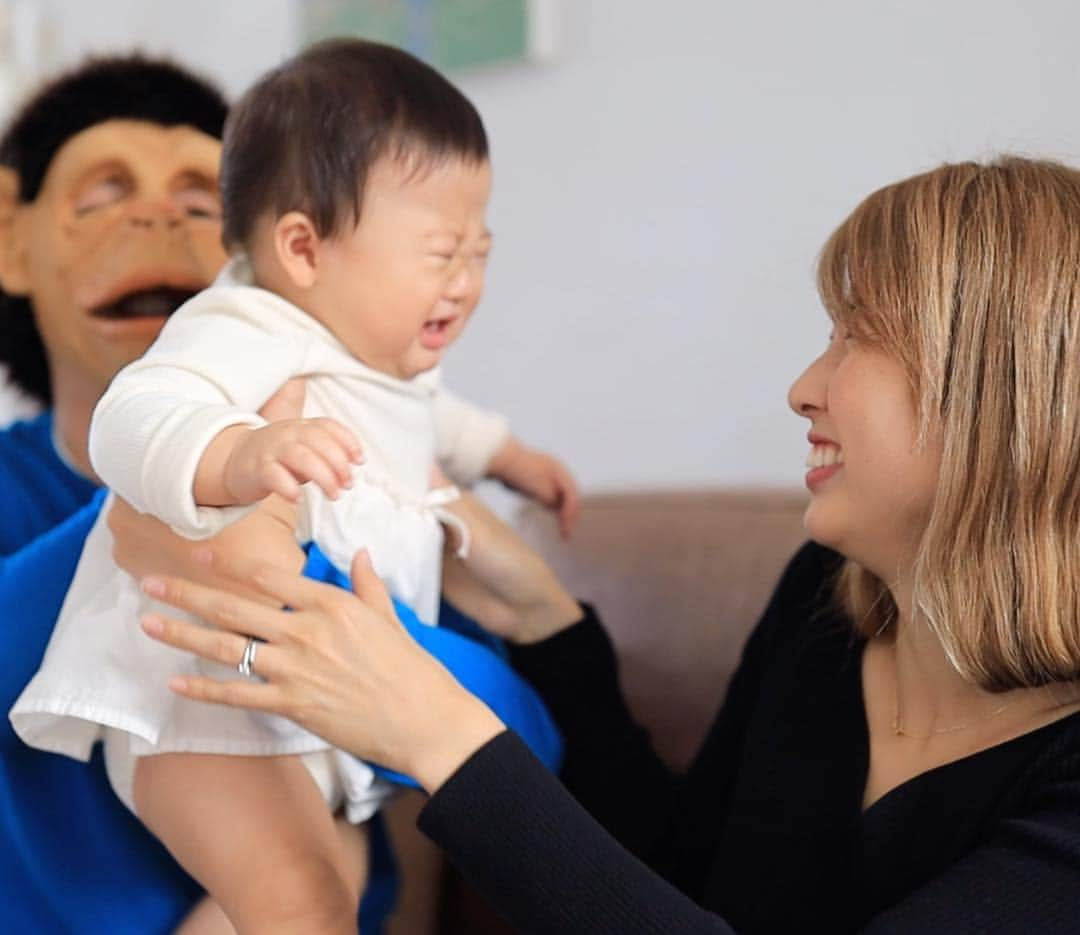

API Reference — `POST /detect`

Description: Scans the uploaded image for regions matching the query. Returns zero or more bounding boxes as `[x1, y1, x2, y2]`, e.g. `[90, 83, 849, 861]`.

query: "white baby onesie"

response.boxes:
[10, 256, 509, 821]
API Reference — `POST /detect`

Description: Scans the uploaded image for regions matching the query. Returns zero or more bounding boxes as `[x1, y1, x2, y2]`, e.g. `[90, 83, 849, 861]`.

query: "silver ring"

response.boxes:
[238, 637, 259, 678]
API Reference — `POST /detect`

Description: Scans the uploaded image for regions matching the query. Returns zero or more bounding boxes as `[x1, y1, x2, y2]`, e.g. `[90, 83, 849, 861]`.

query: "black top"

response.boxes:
[419, 542, 1080, 933]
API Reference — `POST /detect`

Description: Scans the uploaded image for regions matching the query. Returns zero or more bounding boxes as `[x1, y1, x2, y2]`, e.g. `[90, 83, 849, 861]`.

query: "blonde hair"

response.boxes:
[818, 157, 1080, 691]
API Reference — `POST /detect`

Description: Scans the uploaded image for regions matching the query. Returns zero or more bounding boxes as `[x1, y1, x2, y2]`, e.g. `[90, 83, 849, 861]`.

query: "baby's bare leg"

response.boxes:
[336, 816, 371, 890]
[135, 753, 361, 935]
[384, 789, 444, 935]
[173, 820, 369, 935]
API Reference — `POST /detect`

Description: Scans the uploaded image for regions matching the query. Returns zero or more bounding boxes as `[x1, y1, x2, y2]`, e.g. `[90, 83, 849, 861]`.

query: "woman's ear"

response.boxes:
[272, 211, 321, 290]
[0, 167, 31, 295]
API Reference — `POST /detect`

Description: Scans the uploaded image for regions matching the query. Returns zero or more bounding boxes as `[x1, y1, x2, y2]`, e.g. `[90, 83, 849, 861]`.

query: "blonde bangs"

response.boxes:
[824, 158, 1080, 689]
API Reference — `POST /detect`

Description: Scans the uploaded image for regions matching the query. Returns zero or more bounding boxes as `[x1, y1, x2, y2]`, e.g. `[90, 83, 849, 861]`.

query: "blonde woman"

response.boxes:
[128, 157, 1080, 932]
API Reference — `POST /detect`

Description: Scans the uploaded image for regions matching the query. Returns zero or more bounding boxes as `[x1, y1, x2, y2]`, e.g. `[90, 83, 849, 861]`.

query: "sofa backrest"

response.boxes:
[517, 489, 808, 769]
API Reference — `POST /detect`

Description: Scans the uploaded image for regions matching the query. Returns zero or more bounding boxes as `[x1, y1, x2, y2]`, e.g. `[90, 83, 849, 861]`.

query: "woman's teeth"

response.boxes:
[806, 444, 844, 468]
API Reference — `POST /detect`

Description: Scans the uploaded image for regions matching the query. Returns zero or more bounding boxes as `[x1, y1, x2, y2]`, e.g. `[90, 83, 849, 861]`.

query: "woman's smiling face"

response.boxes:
[787, 326, 942, 579]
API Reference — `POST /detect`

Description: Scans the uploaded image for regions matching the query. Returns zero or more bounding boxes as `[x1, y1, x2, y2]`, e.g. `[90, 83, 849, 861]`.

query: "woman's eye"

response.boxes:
[73, 176, 129, 214]
[175, 187, 221, 220]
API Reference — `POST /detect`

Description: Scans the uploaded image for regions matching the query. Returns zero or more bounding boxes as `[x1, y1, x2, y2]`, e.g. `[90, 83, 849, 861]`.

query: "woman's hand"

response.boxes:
[439, 487, 583, 644]
[139, 550, 505, 793]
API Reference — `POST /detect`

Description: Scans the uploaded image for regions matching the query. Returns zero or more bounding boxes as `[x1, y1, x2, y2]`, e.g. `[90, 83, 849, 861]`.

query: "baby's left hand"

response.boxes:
[487, 439, 580, 537]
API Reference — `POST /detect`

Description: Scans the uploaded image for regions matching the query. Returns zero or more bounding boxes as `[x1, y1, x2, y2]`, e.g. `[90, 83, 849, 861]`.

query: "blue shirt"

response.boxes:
[0, 428, 200, 931]
[0, 413, 98, 557]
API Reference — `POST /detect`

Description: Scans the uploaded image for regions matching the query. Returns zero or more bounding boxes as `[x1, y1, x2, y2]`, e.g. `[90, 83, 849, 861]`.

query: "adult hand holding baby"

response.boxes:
[140, 548, 507, 795]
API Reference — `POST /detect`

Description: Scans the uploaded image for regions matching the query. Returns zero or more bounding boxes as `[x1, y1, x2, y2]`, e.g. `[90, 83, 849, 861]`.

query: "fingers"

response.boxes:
[168, 667, 285, 714]
[141, 611, 250, 667]
[258, 461, 302, 502]
[555, 467, 581, 538]
[314, 417, 364, 465]
[349, 550, 398, 621]
[188, 547, 357, 617]
[237, 418, 363, 503]
[558, 501, 578, 538]
[140, 573, 287, 643]
[274, 442, 351, 501]
[273, 419, 362, 501]
[140, 611, 289, 708]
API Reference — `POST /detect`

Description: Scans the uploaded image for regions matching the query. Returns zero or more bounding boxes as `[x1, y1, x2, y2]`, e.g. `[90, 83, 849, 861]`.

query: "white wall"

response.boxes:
[7, 0, 1080, 500]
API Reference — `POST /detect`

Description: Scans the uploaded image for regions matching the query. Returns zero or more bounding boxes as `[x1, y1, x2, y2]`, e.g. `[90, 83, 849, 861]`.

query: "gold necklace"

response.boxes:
[891, 695, 1018, 738]
[891, 680, 1073, 739]
[885, 622, 1074, 738]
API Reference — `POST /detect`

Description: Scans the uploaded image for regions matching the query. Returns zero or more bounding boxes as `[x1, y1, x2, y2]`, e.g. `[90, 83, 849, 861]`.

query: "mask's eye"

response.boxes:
[73, 175, 129, 215]
[175, 185, 221, 220]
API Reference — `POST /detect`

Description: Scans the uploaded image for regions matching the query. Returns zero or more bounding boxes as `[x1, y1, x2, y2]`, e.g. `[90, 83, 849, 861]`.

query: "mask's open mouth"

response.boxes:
[90, 287, 197, 320]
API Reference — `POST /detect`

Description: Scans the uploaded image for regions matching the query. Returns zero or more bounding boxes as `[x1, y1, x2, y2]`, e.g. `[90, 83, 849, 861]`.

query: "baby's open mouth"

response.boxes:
[423, 316, 455, 335]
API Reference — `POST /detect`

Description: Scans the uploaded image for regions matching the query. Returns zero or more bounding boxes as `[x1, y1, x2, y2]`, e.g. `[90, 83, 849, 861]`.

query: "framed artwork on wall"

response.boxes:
[301, 0, 561, 71]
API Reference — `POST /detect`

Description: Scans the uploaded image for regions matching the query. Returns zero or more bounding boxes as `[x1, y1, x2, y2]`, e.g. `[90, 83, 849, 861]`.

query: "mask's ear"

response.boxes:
[0, 166, 30, 296]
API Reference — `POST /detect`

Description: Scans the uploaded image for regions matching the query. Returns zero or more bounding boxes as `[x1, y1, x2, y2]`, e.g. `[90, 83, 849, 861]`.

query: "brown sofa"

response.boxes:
[516, 488, 809, 769]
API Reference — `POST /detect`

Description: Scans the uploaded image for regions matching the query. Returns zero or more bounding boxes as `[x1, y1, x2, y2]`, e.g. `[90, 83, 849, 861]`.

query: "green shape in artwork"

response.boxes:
[301, 0, 530, 72]
[432, 0, 527, 71]
[302, 0, 409, 48]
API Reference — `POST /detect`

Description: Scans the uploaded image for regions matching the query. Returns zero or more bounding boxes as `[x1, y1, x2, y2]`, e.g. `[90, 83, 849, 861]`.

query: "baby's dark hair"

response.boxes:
[0, 54, 227, 404]
[220, 38, 489, 249]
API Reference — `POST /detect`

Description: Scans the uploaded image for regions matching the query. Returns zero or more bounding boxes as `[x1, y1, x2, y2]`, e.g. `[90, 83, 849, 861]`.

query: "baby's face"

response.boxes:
[313, 156, 492, 379]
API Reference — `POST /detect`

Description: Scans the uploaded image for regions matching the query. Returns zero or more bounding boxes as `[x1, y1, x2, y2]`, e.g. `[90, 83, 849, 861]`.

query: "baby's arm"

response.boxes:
[485, 437, 580, 537]
[432, 383, 580, 536]
[90, 292, 362, 538]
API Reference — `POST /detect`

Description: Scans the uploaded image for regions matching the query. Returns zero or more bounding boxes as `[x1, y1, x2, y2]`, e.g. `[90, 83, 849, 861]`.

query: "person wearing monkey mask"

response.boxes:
[0, 57, 228, 552]
[0, 55, 232, 933]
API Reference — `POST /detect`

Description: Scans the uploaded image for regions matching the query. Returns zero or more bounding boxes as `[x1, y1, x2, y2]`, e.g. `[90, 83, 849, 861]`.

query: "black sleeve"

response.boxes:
[421, 728, 1080, 935]
[506, 606, 681, 863]
[423, 540, 1080, 933]
[508, 541, 839, 891]
[419, 730, 735, 935]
